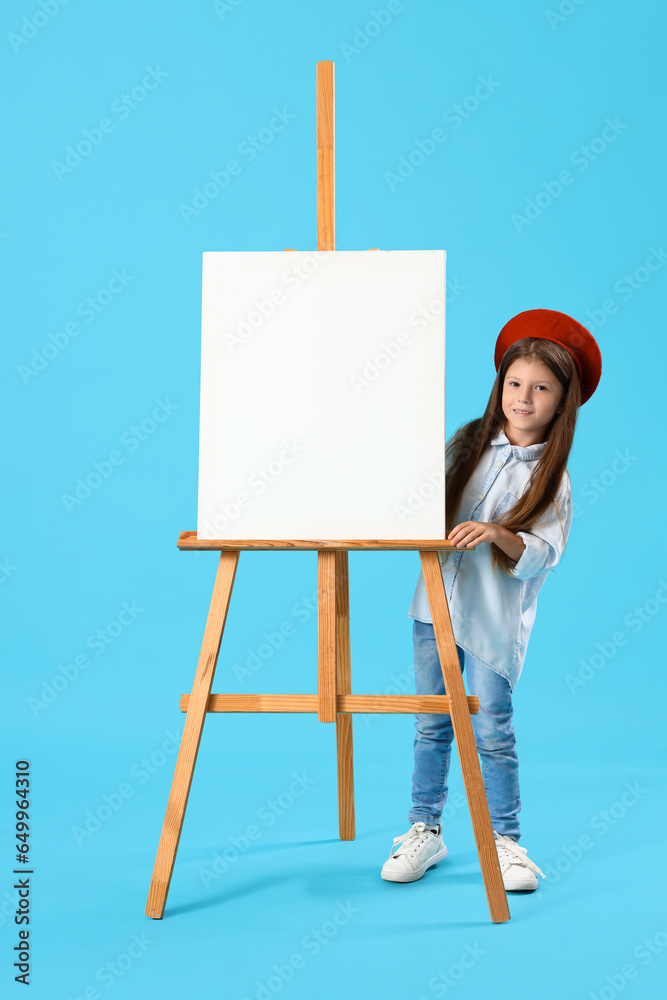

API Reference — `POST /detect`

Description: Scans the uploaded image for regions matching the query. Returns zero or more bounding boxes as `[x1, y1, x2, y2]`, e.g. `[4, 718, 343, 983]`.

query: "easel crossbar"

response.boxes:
[179, 693, 479, 714]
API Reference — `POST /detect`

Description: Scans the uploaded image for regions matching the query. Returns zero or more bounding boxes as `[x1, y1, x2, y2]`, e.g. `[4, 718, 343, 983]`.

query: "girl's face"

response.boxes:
[501, 357, 565, 446]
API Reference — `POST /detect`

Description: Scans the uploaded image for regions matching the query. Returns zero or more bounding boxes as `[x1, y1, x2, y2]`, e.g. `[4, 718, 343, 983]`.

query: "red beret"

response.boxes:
[494, 309, 602, 405]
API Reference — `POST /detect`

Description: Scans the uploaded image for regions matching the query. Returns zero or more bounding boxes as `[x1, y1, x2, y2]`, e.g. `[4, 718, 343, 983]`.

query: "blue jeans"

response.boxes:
[408, 619, 521, 841]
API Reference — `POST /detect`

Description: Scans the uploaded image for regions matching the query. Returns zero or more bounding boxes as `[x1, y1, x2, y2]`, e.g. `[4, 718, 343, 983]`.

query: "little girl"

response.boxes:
[381, 309, 602, 891]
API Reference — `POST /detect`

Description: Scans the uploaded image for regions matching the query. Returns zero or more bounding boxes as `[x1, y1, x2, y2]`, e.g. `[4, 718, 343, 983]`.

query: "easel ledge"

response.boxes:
[177, 531, 475, 551]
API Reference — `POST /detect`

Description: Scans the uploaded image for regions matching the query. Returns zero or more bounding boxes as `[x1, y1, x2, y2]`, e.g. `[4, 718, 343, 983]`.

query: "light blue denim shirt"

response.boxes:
[408, 427, 573, 690]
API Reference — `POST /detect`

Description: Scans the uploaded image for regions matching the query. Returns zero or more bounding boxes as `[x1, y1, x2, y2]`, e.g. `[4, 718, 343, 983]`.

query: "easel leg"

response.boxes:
[335, 550, 355, 839]
[420, 551, 510, 924]
[145, 550, 239, 919]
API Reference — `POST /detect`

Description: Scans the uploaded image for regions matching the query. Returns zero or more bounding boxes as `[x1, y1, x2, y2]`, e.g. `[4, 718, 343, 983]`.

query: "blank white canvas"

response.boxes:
[197, 249, 446, 540]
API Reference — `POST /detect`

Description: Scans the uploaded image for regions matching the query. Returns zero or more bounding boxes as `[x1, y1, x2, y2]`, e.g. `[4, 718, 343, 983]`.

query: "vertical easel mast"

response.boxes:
[317, 60, 335, 251]
[315, 61, 355, 840]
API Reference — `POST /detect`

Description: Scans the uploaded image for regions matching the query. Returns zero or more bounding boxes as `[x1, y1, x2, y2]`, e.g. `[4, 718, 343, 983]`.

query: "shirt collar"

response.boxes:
[490, 427, 547, 461]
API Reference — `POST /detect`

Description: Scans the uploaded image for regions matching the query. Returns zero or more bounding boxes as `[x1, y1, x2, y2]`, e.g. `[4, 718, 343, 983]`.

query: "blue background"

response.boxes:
[2, 1, 666, 997]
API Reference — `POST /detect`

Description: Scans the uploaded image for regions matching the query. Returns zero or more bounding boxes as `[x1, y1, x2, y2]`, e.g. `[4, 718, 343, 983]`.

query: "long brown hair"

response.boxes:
[442, 337, 581, 576]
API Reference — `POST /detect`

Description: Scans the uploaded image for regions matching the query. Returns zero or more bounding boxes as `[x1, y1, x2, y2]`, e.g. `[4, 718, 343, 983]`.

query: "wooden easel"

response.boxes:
[145, 61, 510, 925]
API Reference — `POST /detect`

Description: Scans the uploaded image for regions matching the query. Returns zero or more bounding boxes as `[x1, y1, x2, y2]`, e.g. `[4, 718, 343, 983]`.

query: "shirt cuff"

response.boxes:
[509, 531, 552, 581]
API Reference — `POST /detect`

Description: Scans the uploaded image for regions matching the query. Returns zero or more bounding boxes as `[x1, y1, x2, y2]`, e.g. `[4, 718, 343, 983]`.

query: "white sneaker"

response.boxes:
[495, 833, 545, 891]
[381, 822, 448, 883]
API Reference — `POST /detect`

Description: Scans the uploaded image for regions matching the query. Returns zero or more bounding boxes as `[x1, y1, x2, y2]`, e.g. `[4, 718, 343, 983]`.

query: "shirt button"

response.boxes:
[477, 493, 483, 499]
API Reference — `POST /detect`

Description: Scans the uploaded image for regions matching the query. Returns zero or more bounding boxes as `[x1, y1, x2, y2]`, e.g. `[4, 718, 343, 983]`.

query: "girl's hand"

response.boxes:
[447, 521, 500, 549]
